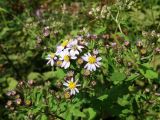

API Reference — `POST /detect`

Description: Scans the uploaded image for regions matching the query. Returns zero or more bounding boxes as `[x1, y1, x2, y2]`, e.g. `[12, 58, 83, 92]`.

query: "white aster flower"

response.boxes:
[82, 53, 102, 71]
[56, 40, 70, 55]
[46, 53, 57, 66]
[59, 49, 71, 69]
[63, 78, 81, 95]
[67, 39, 84, 59]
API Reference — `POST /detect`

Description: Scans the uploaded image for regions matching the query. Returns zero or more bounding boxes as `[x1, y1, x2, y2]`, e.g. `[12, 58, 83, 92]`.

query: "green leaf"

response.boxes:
[144, 70, 158, 79]
[5, 77, 17, 91]
[72, 109, 86, 118]
[110, 72, 126, 84]
[97, 94, 108, 101]
[117, 95, 130, 106]
[41, 114, 47, 120]
[53, 68, 65, 79]
[27, 72, 41, 80]
[83, 108, 96, 120]
[43, 71, 56, 80]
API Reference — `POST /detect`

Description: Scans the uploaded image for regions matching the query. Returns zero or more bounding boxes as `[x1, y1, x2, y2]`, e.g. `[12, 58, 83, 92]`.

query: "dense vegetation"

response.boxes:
[0, 0, 160, 119]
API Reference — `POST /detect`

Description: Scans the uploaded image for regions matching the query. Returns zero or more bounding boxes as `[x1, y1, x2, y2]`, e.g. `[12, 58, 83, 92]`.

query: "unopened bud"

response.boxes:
[67, 71, 74, 77]
[91, 80, 96, 86]
[7, 100, 13, 107]
[56, 60, 62, 67]
[124, 41, 130, 47]
[15, 98, 22, 105]
[136, 41, 143, 48]
[28, 80, 35, 85]
[140, 48, 147, 55]
[84, 69, 90, 76]
[64, 92, 70, 99]
[25, 100, 32, 106]
[77, 58, 83, 65]
[43, 26, 50, 37]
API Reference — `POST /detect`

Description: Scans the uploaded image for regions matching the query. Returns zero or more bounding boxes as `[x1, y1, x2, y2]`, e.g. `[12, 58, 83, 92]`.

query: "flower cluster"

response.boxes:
[45, 36, 102, 95]
[46, 37, 102, 71]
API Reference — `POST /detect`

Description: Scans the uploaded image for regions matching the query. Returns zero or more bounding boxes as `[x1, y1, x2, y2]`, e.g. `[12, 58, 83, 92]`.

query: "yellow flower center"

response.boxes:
[88, 56, 96, 64]
[68, 82, 76, 89]
[64, 55, 69, 62]
[61, 40, 69, 47]
[50, 53, 55, 58]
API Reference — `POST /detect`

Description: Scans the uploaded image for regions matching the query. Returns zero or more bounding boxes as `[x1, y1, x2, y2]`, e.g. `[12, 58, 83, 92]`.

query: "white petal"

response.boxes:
[95, 63, 100, 67]
[61, 61, 66, 67]
[92, 64, 96, 71]
[51, 60, 54, 66]
[71, 78, 74, 82]
[75, 88, 79, 93]
[64, 62, 70, 69]
[75, 50, 79, 55]
[72, 89, 75, 95]
[63, 82, 68, 86]
[84, 63, 88, 69]
[82, 56, 88, 61]
[71, 56, 77, 59]
[47, 60, 51, 65]
[97, 57, 102, 61]
[76, 84, 81, 86]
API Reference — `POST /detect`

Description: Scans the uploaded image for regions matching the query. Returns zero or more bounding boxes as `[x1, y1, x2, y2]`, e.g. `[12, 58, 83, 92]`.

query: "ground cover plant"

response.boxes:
[0, 0, 160, 119]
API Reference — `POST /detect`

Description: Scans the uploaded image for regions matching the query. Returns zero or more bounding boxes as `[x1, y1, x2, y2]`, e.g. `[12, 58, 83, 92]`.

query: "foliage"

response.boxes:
[0, 0, 160, 120]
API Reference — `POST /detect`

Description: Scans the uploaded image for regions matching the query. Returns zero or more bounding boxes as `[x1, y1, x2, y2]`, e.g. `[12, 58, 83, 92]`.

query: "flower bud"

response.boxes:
[43, 26, 50, 37]
[110, 42, 117, 48]
[11, 90, 16, 96]
[157, 33, 160, 38]
[15, 94, 20, 99]
[56, 81, 62, 88]
[155, 47, 160, 54]
[7, 100, 13, 107]
[25, 100, 32, 106]
[124, 41, 130, 47]
[136, 41, 143, 48]
[6, 91, 12, 96]
[140, 48, 147, 55]
[151, 30, 156, 37]
[67, 71, 74, 77]
[64, 92, 70, 99]
[15, 98, 22, 105]
[83, 69, 90, 76]
[91, 80, 96, 86]
[28, 80, 35, 85]
[142, 31, 148, 37]
[77, 58, 83, 65]
[56, 60, 62, 67]
[144, 88, 150, 93]
[18, 81, 24, 87]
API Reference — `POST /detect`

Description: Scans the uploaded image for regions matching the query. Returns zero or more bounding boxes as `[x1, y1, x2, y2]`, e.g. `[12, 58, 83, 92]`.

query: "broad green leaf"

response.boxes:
[41, 114, 47, 120]
[5, 77, 17, 91]
[27, 72, 41, 80]
[110, 72, 126, 84]
[83, 108, 96, 120]
[72, 109, 86, 117]
[144, 70, 158, 79]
